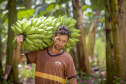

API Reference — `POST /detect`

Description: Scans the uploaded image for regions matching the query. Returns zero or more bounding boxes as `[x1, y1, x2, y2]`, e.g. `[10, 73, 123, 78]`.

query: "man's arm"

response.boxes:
[69, 78, 77, 84]
[13, 35, 27, 63]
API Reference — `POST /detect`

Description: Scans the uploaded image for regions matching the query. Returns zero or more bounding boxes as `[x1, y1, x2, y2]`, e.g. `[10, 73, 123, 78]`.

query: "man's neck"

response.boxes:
[48, 46, 63, 55]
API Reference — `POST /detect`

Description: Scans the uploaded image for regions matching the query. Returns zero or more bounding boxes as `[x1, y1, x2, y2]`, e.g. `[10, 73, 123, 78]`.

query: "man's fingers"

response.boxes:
[20, 38, 23, 42]
[18, 35, 23, 38]
[16, 35, 24, 42]
[16, 35, 23, 39]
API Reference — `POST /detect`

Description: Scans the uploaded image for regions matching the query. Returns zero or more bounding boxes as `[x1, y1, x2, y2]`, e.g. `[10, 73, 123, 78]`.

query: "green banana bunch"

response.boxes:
[12, 15, 81, 51]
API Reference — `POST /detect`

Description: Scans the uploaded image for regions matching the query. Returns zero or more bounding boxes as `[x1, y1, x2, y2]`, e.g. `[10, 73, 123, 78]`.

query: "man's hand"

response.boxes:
[13, 35, 27, 63]
[16, 35, 23, 48]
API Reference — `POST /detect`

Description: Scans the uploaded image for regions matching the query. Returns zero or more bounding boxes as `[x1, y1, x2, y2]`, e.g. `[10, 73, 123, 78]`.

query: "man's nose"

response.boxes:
[59, 41, 62, 45]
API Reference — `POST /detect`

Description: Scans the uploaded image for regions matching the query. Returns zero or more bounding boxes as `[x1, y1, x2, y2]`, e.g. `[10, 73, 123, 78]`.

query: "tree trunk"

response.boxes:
[0, 13, 3, 82]
[70, 47, 78, 70]
[66, 2, 71, 17]
[105, 0, 116, 83]
[117, 0, 126, 80]
[66, 2, 78, 70]
[87, 9, 100, 58]
[72, 0, 91, 73]
[108, 0, 126, 81]
[6, 0, 19, 83]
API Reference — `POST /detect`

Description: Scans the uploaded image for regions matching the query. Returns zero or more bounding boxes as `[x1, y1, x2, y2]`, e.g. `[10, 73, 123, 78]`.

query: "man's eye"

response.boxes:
[63, 41, 66, 42]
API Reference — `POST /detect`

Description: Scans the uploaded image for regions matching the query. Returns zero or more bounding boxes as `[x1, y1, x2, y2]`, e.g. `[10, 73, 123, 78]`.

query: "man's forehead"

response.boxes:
[55, 33, 68, 40]
[55, 33, 68, 37]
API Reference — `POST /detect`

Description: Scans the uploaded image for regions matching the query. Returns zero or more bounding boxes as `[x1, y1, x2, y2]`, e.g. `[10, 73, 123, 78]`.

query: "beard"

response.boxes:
[54, 44, 63, 50]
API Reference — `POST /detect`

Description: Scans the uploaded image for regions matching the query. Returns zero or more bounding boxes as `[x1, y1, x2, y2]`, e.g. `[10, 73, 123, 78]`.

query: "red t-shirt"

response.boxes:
[26, 48, 77, 84]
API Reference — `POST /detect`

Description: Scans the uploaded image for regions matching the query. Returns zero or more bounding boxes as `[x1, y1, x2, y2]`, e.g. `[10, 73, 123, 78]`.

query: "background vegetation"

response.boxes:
[0, 0, 126, 84]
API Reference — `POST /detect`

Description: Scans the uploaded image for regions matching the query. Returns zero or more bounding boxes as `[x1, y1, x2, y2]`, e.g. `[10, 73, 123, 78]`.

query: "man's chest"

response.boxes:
[36, 55, 67, 71]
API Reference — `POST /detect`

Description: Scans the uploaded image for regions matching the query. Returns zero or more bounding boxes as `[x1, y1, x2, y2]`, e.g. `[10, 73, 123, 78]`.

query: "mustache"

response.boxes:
[56, 45, 62, 47]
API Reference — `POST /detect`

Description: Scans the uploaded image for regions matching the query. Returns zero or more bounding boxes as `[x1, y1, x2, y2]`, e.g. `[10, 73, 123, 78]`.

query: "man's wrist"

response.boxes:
[16, 45, 21, 49]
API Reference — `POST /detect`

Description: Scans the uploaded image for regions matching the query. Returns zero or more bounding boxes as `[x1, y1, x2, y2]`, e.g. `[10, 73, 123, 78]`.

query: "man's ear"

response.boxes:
[52, 34, 55, 40]
[67, 40, 69, 43]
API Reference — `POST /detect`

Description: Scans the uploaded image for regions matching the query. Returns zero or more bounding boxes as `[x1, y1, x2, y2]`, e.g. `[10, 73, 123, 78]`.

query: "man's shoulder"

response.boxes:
[63, 51, 73, 59]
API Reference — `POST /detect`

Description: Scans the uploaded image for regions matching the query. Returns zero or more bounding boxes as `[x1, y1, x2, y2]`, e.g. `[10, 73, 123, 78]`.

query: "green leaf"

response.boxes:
[52, 9, 66, 18]
[18, 9, 35, 20]
[36, 3, 56, 17]
[0, 0, 6, 4]
[57, 0, 69, 5]
[85, 12, 93, 17]
[4, 18, 8, 26]
[90, 0, 104, 10]
[99, 17, 105, 23]
[82, 5, 90, 11]
[46, 3, 55, 11]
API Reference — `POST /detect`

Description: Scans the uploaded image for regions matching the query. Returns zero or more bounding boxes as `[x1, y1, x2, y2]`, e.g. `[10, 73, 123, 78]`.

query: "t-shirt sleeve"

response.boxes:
[25, 50, 38, 64]
[66, 56, 77, 80]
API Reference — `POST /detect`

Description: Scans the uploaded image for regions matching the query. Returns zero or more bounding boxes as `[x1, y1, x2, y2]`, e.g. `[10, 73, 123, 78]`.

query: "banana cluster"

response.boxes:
[11, 15, 80, 51]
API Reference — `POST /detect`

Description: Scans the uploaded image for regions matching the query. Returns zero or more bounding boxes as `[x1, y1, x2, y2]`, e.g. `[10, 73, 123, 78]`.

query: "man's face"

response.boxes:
[53, 33, 69, 50]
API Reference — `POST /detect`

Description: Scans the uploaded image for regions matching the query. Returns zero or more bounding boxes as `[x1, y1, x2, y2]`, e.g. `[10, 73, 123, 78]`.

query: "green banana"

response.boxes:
[44, 34, 53, 38]
[40, 46, 44, 49]
[64, 17, 72, 26]
[67, 23, 75, 28]
[34, 43, 40, 47]
[43, 39, 52, 43]
[12, 15, 80, 51]
[69, 38, 76, 43]
[32, 18, 38, 26]
[15, 21, 21, 29]
[11, 25, 18, 33]
[27, 43, 34, 51]
[14, 25, 23, 34]
[38, 24, 44, 29]
[48, 41, 53, 46]
[46, 27, 53, 31]
[41, 17, 47, 22]
[22, 19, 27, 32]
[45, 22, 52, 26]
[24, 23, 31, 33]
[26, 28, 38, 35]
[39, 34, 46, 38]
[70, 28, 81, 32]
[25, 38, 34, 44]
[41, 41, 48, 48]
[30, 39, 39, 43]
[71, 34, 81, 38]
[25, 42, 30, 50]
[52, 18, 57, 23]
[21, 41, 26, 49]
[48, 31, 53, 34]
[53, 22, 61, 30]
[48, 16, 55, 22]
[70, 33, 81, 38]
[36, 29, 45, 33]
[56, 16, 61, 23]
[65, 43, 70, 47]
[60, 15, 66, 24]
[71, 38, 79, 42]
[27, 34, 39, 39]
[12, 37, 17, 46]
[69, 19, 77, 25]
[37, 39, 42, 43]
[35, 21, 42, 27]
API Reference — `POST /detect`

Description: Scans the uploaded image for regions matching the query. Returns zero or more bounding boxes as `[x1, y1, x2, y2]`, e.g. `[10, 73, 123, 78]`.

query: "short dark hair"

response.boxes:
[55, 25, 71, 39]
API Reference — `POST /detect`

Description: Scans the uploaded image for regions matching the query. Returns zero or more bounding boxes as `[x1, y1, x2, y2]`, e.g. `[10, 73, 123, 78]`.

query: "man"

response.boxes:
[14, 25, 77, 84]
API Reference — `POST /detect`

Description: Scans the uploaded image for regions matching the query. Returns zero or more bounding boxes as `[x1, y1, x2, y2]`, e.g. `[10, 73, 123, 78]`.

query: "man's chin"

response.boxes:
[55, 47, 62, 50]
[54, 46, 63, 50]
